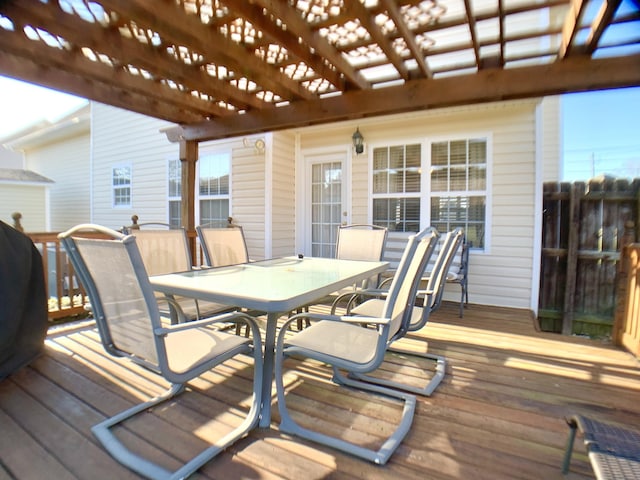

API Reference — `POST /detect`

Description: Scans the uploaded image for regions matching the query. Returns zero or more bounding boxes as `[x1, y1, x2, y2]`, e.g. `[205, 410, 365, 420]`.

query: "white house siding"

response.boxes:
[25, 132, 90, 231]
[0, 184, 47, 231]
[216, 136, 266, 260]
[270, 131, 296, 258]
[295, 99, 558, 310]
[90, 103, 176, 230]
[84, 98, 559, 311]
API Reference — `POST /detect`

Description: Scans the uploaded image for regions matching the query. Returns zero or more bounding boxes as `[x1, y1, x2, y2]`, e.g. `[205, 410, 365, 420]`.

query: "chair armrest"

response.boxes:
[163, 296, 189, 324]
[286, 311, 390, 326]
[331, 287, 391, 314]
[154, 311, 255, 335]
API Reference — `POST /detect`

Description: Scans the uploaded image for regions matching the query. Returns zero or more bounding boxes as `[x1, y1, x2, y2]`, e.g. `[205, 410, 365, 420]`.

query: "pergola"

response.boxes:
[1, 0, 639, 235]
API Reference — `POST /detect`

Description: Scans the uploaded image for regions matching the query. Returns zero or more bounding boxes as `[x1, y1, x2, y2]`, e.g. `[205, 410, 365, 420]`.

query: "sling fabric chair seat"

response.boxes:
[335, 228, 464, 396]
[59, 224, 263, 480]
[274, 227, 438, 465]
[562, 414, 640, 479]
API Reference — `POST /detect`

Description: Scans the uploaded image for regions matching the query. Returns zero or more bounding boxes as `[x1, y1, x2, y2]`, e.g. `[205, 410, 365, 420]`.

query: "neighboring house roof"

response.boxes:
[1, 103, 90, 150]
[0, 168, 54, 184]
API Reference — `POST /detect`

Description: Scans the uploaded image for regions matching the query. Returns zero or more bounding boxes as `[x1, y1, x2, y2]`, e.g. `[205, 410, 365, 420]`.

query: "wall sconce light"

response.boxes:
[352, 127, 364, 155]
[243, 137, 265, 153]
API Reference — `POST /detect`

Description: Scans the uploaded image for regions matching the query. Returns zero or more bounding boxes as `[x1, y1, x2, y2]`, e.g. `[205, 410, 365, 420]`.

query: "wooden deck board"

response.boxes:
[2, 302, 638, 479]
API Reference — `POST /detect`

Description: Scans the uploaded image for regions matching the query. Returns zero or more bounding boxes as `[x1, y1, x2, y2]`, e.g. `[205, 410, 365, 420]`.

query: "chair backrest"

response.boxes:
[336, 224, 388, 289]
[424, 227, 464, 311]
[59, 224, 162, 371]
[424, 229, 464, 281]
[381, 227, 439, 342]
[196, 225, 249, 267]
[130, 227, 192, 276]
[336, 224, 387, 261]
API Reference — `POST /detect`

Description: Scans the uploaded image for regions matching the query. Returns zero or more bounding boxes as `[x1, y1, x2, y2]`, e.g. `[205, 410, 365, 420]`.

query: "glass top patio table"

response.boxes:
[150, 255, 389, 427]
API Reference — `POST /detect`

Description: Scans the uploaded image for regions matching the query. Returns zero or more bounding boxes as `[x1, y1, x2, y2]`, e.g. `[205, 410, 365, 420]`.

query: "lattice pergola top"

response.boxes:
[1, 0, 639, 142]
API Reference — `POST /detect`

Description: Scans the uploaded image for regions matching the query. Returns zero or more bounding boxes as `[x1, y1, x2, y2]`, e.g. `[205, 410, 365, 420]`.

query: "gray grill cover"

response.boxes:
[0, 220, 48, 380]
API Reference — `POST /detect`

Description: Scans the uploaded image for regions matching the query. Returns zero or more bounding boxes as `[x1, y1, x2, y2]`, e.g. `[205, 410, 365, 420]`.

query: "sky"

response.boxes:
[562, 86, 640, 181]
[0, 77, 88, 139]
[1, 76, 639, 181]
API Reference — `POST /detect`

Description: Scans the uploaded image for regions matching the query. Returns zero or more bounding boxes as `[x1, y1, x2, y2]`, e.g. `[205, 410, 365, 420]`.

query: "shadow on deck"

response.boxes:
[1, 302, 638, 479]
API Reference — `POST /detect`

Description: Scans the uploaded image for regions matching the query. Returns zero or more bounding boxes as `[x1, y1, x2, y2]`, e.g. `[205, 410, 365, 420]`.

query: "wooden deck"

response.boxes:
[1, 302, 639, 480]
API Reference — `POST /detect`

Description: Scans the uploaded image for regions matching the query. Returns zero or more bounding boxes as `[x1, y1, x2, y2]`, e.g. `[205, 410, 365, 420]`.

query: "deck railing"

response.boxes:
[614, 243, 640, 357]
[28, 229, 204, 321]
[28, 231, 111, 321]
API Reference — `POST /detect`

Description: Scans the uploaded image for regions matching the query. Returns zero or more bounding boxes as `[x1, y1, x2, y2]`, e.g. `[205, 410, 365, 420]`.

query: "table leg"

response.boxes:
[259, 311, 279, 428]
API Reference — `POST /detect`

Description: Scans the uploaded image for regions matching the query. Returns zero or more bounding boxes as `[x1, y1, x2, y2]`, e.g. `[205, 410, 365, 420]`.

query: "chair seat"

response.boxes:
[286, 320, 380, 365]
[351, 298, 424, 328]
[164, 328, 251, 373]
[157, 296, 234, 321]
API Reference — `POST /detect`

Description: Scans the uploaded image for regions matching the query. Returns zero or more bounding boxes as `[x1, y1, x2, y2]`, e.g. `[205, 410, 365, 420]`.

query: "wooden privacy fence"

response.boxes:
[538, 178, 640, 338]
[613, 243, 640, 357]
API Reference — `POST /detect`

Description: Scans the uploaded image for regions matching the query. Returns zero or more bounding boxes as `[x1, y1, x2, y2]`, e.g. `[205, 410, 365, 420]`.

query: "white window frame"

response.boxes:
[111, 163, 132, 208]
[369, 141, 424, 233]
[196, 147, 232, 225]
[367, 133, 492, 251]
[167, 158, 182, 226]
[426, 133, 492, 251]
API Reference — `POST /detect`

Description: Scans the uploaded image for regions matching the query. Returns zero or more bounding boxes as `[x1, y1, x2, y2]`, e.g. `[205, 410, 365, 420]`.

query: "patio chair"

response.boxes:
[337, 228, 463, 396]
[59, 224, 263, 480]
[129, 223, 233, 323]
[328, 228, 461, 395]
[295, 224, 387, 329]
[562, 414, 640, 479]
[331, 223, 388, 299]
[196, 225, 249, 267]
[424, 233, 470, 318]
[274, 227, 439, 465]
[196, 224, 261, 335]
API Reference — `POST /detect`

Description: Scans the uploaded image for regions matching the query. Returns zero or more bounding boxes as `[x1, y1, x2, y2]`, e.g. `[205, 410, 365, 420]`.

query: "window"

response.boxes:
[168, 159, 181, 227]
[430, 139, 487, 248]
[112, 165, 131, 207]
[199, 151, 230, 225]
[370, 138, 488, 249]
[371, 144, 421, 232]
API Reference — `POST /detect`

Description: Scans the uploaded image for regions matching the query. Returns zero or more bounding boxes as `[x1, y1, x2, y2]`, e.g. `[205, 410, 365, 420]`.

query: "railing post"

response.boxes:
[12, 212, 24, 232]
[613, 221, 637, 347]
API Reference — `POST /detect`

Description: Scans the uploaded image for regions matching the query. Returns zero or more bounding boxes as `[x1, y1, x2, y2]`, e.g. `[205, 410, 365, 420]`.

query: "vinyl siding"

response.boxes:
[227, 136, 267, 260]
[91, 103, 176, 230]
[295, 99, 556, 309]
[85, 98, 559, 311]
[270, 131, 296, 258]
[25, 132, 90, 231]
[0, 184, 48, 232]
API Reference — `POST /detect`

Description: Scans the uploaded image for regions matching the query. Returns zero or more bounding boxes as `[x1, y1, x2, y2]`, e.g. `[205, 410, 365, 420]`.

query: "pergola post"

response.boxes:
[179, 139, 198, 264]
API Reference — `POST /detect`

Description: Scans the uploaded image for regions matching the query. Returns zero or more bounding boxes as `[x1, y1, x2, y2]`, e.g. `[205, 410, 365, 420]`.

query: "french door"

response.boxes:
[304, 151, 349, 258]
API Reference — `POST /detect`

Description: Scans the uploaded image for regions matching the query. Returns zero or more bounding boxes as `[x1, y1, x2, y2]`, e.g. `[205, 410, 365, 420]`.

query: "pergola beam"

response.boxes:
[167, 53, 640, 142]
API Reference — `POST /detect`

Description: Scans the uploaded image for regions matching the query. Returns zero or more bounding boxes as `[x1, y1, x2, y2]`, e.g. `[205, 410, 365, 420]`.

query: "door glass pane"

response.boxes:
[311, 161, 342, 258]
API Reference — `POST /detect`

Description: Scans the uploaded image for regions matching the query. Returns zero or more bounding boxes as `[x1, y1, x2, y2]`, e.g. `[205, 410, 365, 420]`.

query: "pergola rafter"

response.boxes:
[0, 0, 636, 143]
